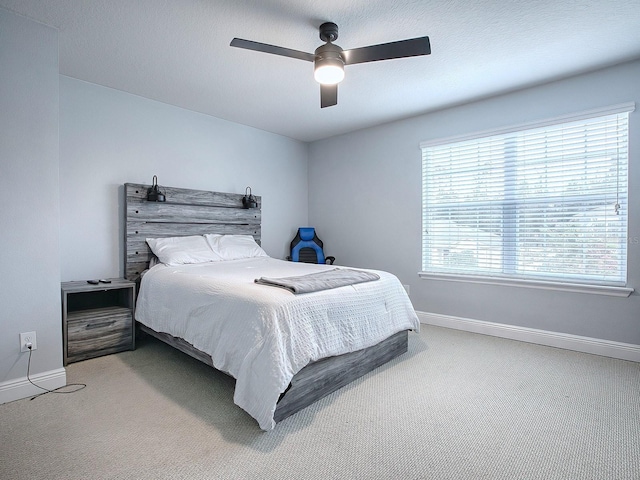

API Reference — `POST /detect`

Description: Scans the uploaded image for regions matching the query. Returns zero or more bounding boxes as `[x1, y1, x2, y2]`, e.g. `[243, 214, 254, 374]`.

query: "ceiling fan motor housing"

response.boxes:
[314, 43, 344, 64]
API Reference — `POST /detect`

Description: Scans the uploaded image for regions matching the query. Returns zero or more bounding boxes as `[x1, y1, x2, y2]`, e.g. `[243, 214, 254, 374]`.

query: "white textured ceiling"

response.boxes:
[2, 0, 640, 142]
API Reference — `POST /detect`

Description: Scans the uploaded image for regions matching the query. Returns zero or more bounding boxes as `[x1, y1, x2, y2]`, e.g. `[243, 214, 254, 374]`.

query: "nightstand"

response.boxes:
[61, 278, 136, 365]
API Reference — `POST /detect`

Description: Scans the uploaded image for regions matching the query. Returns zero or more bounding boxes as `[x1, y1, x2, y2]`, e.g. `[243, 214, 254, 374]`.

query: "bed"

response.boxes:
[125, 183, 420, 430]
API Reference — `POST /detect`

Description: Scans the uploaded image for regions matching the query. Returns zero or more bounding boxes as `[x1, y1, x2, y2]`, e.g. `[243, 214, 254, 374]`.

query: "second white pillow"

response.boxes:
[204, 234, 268, 261]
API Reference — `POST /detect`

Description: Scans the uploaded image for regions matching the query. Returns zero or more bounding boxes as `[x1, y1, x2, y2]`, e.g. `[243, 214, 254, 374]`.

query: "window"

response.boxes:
[421, 103, 634, 289]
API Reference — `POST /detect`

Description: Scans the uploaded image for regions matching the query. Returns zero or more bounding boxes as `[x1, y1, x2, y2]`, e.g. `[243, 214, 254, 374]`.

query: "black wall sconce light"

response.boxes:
[146, 175, 166, 202]
[242, 186, 258, 209]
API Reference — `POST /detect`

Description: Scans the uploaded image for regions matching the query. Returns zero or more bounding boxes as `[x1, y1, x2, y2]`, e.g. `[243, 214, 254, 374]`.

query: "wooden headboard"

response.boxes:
[124, 183, 261, 282]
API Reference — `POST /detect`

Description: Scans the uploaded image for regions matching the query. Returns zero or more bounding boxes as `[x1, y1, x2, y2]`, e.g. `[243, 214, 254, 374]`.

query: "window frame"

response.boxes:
[419, 102, 635, 297]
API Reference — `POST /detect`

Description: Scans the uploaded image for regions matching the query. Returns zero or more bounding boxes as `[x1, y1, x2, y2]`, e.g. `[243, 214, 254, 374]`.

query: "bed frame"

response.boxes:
[124, 183, 408, 424]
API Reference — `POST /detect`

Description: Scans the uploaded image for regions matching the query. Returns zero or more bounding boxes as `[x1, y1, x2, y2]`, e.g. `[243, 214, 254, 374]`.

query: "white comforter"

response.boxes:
[135, 257, 420, 430]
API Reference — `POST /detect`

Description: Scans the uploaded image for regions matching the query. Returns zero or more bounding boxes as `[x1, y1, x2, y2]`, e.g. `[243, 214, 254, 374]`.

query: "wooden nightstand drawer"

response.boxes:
[67, 306, 133, 363]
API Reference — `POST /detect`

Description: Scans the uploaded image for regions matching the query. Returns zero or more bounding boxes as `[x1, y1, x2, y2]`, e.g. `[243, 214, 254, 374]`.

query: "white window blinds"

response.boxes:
[421, 104, 633, 286]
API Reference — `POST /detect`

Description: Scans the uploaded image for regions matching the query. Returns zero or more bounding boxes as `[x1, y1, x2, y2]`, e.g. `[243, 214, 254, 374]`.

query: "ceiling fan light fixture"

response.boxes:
[314, 43, 345, 85]
[314, 62, 344, 85]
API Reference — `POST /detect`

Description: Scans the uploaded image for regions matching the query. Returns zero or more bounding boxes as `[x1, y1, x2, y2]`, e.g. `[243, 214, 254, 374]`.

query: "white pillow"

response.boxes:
[146, 235, 223, 265]
[204, 234, 268, 261]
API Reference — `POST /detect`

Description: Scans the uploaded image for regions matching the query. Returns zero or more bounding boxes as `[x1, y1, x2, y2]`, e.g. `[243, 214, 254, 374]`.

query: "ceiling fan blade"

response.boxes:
[320, 84, 338, 108]
[342, 36, 431, 65]
[230, 38, 315, 62]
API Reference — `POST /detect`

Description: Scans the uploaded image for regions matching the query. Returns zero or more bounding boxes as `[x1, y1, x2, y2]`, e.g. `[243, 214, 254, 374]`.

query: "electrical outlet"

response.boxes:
[19, 331, 37, 352]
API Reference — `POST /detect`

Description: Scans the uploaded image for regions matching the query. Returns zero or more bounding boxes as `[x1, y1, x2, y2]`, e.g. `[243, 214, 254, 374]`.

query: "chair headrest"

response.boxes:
[299, 227, 316, 241]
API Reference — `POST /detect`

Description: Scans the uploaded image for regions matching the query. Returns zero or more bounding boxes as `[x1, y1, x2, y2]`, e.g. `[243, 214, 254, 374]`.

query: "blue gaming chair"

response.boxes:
[289, 227, 335, 265]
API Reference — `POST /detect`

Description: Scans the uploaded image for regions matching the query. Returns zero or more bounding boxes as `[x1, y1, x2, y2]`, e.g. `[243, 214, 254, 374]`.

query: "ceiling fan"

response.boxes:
[230, 22, 431, 108]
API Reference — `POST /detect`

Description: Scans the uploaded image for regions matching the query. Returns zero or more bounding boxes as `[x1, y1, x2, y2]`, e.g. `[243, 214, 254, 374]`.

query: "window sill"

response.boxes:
[418, 272, 634, 298]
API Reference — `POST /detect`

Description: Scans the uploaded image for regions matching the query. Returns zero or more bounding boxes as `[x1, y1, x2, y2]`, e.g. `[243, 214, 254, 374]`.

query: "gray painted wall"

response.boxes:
[0, 9, 62, 386]
[308, 60, 640, 346]
[59, 77, 309, 282]
[1, 9, 309, 401]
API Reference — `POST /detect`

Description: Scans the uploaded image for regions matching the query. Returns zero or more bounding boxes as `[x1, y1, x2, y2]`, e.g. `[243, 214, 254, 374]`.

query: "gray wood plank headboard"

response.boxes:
[124, 183, 261, 282]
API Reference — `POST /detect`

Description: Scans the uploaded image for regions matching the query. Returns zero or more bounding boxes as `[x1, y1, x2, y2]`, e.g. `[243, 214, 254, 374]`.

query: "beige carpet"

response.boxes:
[1, 325, 638, 480]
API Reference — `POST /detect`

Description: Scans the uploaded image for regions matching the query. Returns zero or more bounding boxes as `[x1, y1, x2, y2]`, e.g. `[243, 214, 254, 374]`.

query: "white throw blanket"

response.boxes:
[135, 257, 420, 430]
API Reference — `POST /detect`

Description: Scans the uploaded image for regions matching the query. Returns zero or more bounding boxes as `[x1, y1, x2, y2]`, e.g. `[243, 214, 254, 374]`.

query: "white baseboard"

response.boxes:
[417, 311, 640, 363]
[0, 368, 67, 404]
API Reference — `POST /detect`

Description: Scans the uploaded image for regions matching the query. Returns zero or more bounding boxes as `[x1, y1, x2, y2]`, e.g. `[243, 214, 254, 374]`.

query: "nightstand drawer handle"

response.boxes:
[86, 320, 116, 330]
